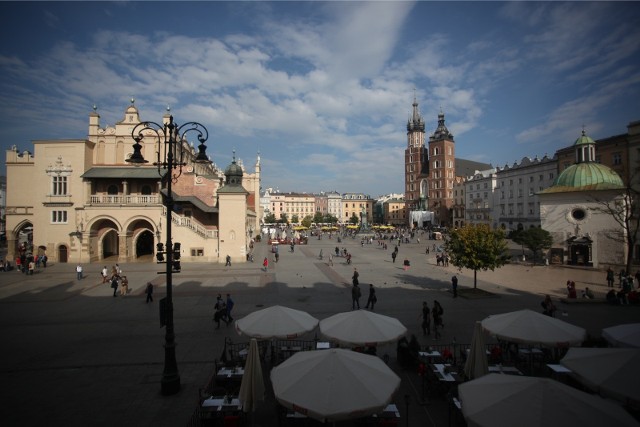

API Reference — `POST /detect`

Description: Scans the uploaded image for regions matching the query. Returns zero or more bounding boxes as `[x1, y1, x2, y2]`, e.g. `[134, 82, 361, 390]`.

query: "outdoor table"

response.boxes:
[215, 367, 244, 386]
[488, 365, 523, 375]
[202, 397, 243, 411]
[546, 363, 572, 381]
[419, 350, 441, 361]
[372, 403, 400, 419]
[432, 364, 457, 382]
[547, 364, 572, 374]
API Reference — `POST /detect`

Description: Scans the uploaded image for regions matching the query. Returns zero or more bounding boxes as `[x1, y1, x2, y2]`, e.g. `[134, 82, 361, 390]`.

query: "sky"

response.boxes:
[1, 1, 639, 197]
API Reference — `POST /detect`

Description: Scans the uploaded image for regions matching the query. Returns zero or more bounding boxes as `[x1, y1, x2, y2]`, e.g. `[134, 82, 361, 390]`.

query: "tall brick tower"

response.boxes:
[404, 96, 429, 223]
[427, 111, 455, 226]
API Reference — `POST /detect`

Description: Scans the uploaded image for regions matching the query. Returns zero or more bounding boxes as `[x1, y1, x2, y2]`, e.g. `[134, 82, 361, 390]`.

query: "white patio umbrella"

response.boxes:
[271, 348, 400, 422]
[481, 309, 586, 347]
[560, 347, 640, 404]
[235, 305, 319, 339]
[602, 323, 640, 348]
[464, 321, 489, 380]
[238, 338, 265, 413]
[458, 374, 639, 427]
[319, 310, 407, 346]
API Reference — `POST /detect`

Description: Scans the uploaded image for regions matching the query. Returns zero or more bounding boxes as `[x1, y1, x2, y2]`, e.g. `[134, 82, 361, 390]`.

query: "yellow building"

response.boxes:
[341, 193, 374, 225]
[5, 101, 260, 264]
[383, 199, 406, 226]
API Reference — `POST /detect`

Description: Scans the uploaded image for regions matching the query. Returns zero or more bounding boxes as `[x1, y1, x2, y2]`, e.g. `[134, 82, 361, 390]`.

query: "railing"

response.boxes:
[88, 194, 160, 205]
[162, 207, 218, 239]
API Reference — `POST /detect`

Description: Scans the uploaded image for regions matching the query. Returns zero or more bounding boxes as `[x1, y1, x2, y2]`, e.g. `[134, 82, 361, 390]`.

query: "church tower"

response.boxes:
[404, 95, 429, 221]
[427, 111, 455, 226]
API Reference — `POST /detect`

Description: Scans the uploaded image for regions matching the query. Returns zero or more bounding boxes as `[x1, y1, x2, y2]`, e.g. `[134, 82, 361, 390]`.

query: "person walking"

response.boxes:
[101, 266, 108, 283]
[275, 252, 280, 263]
[28, 260, 35, 275]
[451, 275, 458, 298]
[225, 255, 231, 267]
[364, 284, 377, 310]
[319, 249, 323, 260]
[419, 301, 431, 336]
[432, 300, 444, 339]
[120, 276, 129, 296]
[213, 294, 226, 329]
[262, 257, 269, 272]
[225, 293, 235, 325]
[606, 267, 615, 287]
[391, 251, 397, 263]
[352, 268, 359, 286]
[110, 274, 119, 297]
[351, 283, 361, 310]
[145, 282, 154, 303]
[328, 253, 333, 266]
[76, 264, 83, 280]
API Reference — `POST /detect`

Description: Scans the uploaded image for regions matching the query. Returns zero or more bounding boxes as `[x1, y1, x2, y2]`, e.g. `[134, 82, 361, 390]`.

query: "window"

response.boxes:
[484, 183, 488, 189]
[52, 176, 68, 196]
[539, 174, 543, 181]
[51, 210, 68, 223]
[613, 153, 622, 165]
[501, 191, 505, 199]
[191, 248, 204, 256]
[549, 173, 554, 180]
[509, 179, 513, 186]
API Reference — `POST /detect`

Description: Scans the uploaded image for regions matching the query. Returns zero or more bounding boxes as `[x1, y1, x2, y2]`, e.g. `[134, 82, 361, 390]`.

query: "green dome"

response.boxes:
[543, 163, 624, 193]
[573, 130, 595, 146]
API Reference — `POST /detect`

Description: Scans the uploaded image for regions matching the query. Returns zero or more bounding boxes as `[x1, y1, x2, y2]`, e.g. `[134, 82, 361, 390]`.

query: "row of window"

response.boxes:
[500, 173, 554, 187]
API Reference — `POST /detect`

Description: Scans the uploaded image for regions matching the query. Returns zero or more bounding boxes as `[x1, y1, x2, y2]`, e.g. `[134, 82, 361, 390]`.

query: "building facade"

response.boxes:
[404, 97, 429, 214]
[341, 193, 374, 225]
[427, 112, 456, 227]
[465, 169, 497, 227]
[5, 102, 260, 264]
[452, 176, 465, 228]
[494, 155, 557, 232]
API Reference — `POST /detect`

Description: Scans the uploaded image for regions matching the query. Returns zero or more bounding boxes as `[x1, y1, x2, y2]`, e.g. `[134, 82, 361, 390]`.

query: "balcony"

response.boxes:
[88, 194, 161, 205]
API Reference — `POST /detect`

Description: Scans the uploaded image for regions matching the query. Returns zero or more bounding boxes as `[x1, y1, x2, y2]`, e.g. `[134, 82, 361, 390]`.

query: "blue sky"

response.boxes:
[1, 1, 639, 197]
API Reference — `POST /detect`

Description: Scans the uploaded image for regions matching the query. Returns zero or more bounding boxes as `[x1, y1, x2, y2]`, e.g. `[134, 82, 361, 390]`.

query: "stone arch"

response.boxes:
[13, 220, 34, 257]
[124, 217, 157, 260]
[87, 217, 122, 262]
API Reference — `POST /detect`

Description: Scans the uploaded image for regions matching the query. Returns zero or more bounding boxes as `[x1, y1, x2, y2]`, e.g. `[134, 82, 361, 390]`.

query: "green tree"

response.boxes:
[512, 227, 553, 264]
[349, 213, 359, 225]
[313, 211, 325, 224]
[445, 224, 509, 289]
[278, 213, 289, 224]
[324, 213, 338, 224]
[264, 212, 276, 224]
[301, 215, 313, 228]
[291, 214, 299, 224]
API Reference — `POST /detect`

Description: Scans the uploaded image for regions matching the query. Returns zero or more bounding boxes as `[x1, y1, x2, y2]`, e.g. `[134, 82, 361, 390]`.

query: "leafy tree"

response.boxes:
[512, 227, 553, 264]
[291, 214, 299, 224]
[349, 213, 359, 225]
[324, 213, 338, 224]
[264, 213, 276, 224]
[313, 211, 325, 224]
[301, 215, 313, 228]
[278, 213, 288, 224]
[445, 224, 509, 289]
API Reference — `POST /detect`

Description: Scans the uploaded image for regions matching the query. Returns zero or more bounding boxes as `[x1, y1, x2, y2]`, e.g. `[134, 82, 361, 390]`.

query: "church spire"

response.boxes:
[430, 110, 454, 142]
[407, 90, 425, 133]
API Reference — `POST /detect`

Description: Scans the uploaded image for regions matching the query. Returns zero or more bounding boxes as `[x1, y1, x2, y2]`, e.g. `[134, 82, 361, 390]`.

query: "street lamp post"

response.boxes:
[127, 114, 210, 395]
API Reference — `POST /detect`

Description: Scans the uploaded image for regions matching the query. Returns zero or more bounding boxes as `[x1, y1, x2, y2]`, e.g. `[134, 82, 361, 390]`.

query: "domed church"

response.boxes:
[539, 129, 625, 267]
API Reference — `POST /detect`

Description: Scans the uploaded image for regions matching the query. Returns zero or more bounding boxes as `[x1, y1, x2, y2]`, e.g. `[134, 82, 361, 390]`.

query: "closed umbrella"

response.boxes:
[481, 309, 586, 346]
[560, 347, 640, 404]
[235, 305, 319, 339]
[271, 348, 400, 422]
[319, 310, 407, 346]
[458, 374, 639, 427]
[464, 321, 489, 380]
[602, 323, 640, 348]
[238, 338, 265, 413]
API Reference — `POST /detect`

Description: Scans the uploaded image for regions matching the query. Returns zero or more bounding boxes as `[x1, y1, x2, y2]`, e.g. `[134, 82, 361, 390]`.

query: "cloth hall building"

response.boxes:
[5, 102, 260, 265]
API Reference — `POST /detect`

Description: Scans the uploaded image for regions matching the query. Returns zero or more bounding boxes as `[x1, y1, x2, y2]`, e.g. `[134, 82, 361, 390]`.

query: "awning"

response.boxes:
[81, 167, 163, 179]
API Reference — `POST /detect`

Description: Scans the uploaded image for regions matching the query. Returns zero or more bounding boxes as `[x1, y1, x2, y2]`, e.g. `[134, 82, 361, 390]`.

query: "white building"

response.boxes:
[539, 131, 625, 267]
[495, 155, 557, 233]
[464, 169, 497, 227]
